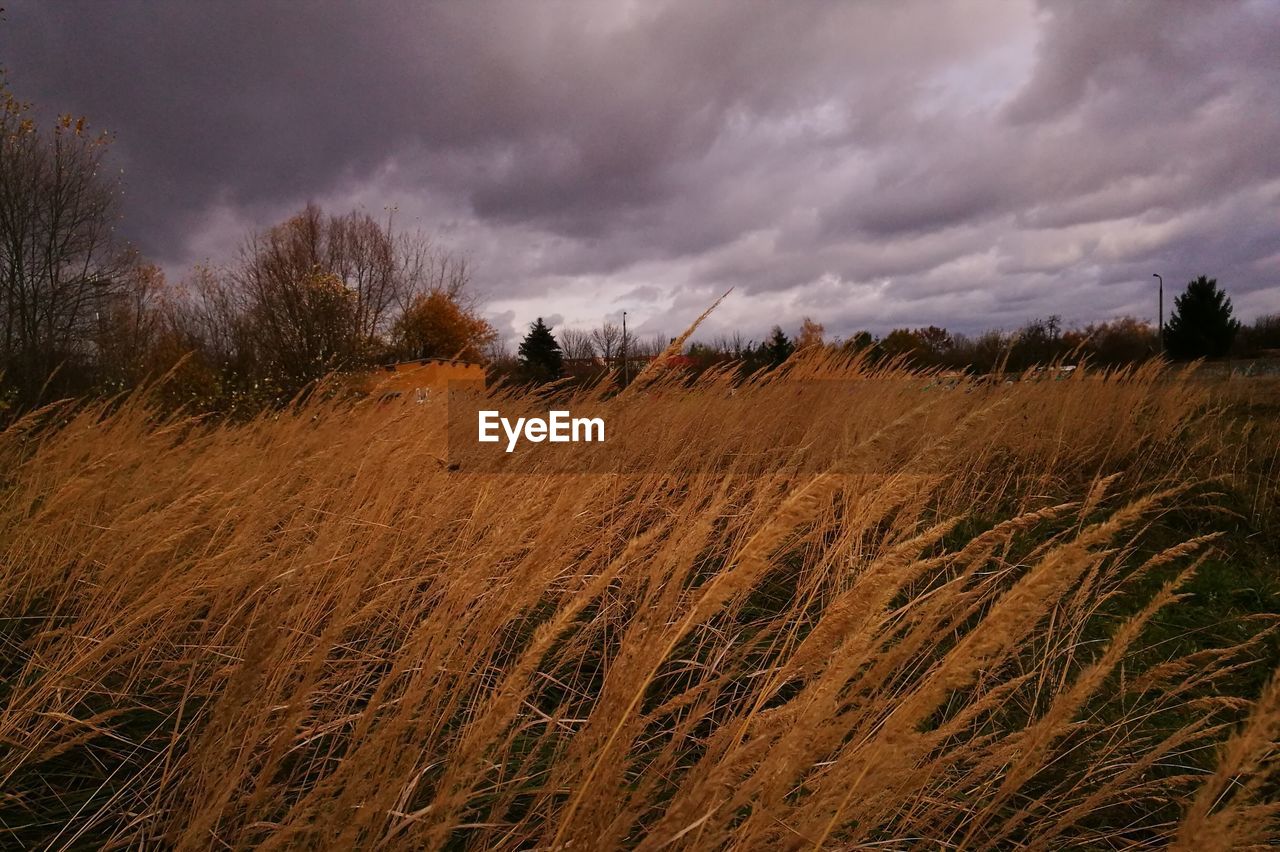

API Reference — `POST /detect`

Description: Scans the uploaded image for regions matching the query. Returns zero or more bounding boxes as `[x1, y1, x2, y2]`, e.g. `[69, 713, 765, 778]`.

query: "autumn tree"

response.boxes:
[1007, 316, 1065, 369]
[795, 317, 825, 349]
[180, 265, 251, 375]
[235, 206, 391, 368]
[232, 204, 478, 395]
[141, 303, 227, 412]
[915, 326, 953, 361]
[0, 87, 133, 406]
[93, 263, 168, 392]
[391, 290, 496, 362]
[842, 330, 877, 356]
[950, 330, 1011, 375]
[879, 327, 952, 366]
[242, 267, 357, 393]
[1063, 317, 1157, 366]
[880, 328, 922, 361]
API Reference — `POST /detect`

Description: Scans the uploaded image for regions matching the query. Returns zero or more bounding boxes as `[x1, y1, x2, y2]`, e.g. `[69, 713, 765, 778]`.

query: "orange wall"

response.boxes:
[371, 360, 486, 397]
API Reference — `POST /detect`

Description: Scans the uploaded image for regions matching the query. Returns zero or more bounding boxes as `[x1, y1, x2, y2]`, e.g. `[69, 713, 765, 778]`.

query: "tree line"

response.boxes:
[0, 87, 498, 416]
[4, 84, 1277, 417]
[509, 277, 1274, 385]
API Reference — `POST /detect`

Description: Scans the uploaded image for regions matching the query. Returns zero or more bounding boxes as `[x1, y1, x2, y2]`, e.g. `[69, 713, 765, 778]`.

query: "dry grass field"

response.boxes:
[2, 354, 1278, 849]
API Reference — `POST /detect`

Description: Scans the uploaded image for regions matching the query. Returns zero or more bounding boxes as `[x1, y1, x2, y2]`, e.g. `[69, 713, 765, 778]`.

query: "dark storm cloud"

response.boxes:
[2, 0, 1277, 340]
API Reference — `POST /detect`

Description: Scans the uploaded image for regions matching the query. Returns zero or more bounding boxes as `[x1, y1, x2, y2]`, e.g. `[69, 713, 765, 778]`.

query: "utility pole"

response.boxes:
[621, 311, 629, 386]
[1152, 273, 1163, 356]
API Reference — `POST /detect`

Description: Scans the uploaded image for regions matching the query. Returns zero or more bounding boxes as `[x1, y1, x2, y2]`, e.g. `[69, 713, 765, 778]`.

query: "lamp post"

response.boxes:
[1152, 274, 1163, 356]
[621, 310, 628, 386]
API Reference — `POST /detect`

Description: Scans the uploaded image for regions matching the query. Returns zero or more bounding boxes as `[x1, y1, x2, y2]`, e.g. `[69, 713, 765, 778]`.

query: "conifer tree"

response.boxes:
[518, 317, 563, 381]
[1165, 276, 1240, 359]
[763, 326, 794, 367]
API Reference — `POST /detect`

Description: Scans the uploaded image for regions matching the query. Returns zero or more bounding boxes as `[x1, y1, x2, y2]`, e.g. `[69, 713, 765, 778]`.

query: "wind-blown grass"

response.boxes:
[1, 354, 1276, 849]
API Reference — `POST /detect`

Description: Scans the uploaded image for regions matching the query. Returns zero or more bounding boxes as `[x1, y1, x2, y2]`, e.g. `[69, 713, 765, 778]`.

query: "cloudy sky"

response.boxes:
[4, 0, 1279, 343]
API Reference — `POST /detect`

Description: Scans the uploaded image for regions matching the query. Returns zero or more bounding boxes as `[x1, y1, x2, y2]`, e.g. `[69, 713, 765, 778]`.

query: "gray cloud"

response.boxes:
[3, 0, 1277, 341]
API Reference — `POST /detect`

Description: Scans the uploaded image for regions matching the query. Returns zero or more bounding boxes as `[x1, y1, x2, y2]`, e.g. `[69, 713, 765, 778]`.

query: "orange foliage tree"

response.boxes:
[796, 317, 826, 349]
[391, 291, 497, 363]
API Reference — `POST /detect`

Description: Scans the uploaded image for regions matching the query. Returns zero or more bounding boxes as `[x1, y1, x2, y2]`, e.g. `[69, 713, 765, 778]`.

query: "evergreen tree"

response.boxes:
[841, 330, 879, 361]
[1164, 276, 1240, 360]
[763, 326, 794, 367]
[847, 330, 875, 351]
[518, 317, 563, 381]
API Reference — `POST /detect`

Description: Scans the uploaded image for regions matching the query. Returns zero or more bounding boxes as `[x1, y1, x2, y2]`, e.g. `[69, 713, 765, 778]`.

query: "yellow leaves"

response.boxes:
[0, 90, 99, 145]
[53, 113, 92, 137]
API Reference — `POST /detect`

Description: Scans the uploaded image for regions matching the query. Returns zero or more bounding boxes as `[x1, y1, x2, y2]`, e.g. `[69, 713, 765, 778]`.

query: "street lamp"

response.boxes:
[1152, 274, 1163, 356]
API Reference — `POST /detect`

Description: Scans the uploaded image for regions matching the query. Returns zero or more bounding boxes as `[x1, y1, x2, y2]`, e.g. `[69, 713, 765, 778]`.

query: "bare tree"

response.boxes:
[329, 210, 400, 347]
[630, 333, 668, 358]
[558, 328, 596, 361]
[231, 204, 481, 392]
[182, 264, 249, 371]
[482, 334, 510, 365]
[233, 208, 360, 391]
[590, 321, 622, 362]
[396, 230, 472, 310]
[234, 204, 401, 360]
[0, 90, 132, 405]
[94, 263, 167, 390]
[707, 333, 745, 358]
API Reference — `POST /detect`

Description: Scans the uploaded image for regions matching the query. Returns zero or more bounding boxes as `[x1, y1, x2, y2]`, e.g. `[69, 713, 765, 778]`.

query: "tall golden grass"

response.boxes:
[2, 353, 1277, 849]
